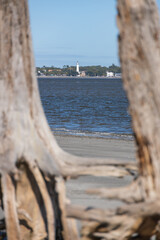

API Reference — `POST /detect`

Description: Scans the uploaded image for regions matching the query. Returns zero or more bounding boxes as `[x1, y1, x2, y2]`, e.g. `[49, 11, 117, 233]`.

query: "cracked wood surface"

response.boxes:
[1, 0, 160, 239]
[118, 0, 160, 199]
[0, 0, 136, 239]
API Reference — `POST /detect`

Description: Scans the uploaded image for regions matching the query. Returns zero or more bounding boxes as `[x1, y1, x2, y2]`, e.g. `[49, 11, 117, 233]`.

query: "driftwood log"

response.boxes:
[68, 0, 160, 239]
[0, 0, 160, 239]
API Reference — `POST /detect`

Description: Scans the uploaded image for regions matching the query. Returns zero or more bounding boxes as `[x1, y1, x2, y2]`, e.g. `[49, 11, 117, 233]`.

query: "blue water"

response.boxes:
[38, 77, 133, 140]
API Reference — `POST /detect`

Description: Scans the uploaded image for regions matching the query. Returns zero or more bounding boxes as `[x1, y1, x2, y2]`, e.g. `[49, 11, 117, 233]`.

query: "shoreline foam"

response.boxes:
[53, 128, 134, 141]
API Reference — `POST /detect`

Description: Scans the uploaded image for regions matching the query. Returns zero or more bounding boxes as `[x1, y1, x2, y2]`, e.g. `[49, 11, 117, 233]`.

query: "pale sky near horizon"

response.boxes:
[28, 0, 160, 68]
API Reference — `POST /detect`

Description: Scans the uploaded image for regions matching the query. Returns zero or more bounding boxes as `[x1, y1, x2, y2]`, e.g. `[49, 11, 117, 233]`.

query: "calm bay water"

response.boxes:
[38, 77, 133, 140]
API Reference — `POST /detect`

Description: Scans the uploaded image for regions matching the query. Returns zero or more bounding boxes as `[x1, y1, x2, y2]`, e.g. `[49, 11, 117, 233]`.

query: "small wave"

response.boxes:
[52, 128, 134, 141]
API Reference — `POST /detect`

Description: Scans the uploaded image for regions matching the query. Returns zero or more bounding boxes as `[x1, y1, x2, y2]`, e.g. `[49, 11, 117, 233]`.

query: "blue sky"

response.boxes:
[28, 0, 160, 68]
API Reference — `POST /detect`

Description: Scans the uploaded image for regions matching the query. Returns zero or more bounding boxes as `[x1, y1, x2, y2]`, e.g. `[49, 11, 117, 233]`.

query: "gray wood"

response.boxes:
[68, 0, 160, 239]
[1, 0, 160, 239]
[0, 0, 74, 239]
[79, 0, 160, 239]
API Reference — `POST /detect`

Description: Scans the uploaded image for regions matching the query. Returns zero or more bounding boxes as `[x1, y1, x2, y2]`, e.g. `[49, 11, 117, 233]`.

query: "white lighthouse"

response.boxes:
[76, 61, 80, 74]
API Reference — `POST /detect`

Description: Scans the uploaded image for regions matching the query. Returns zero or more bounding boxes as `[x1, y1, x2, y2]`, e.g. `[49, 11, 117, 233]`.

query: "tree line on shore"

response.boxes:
[36, 64, 121, 77]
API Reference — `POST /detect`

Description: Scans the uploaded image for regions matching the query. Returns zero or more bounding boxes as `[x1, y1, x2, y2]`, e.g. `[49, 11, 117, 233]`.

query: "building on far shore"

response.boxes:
[76, 61, 86, 77]
[76, 61, 80, 75]
[106, 71, 114, 77]
[80, 71, 86, 77]
[115, 73, 122, 78]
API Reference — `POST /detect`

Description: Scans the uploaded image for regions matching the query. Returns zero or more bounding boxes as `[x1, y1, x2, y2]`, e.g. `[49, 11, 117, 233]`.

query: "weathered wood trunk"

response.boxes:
[0, 0, 77, 239]
[1, 0, 160, 239]
[1, 1, 134, 239]
[118, 0, 160, 200]
[68, 0, 160, 239]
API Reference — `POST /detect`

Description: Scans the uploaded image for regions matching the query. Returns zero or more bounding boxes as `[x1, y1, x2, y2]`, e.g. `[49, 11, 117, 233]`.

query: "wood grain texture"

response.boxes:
[117, 0, 160, 199]
[1, 0, 160, 239]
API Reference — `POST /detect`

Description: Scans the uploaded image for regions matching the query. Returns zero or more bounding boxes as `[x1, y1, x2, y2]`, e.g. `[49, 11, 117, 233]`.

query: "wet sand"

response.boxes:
[55, 135, 136, 209]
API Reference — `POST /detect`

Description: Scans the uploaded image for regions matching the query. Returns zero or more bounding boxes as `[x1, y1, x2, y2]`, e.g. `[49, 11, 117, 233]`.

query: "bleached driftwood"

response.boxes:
[1, 0, 160, 239]
[86, 178, 143, 203]
[67, 0, 160, 239]
[0, 0, 137, 239]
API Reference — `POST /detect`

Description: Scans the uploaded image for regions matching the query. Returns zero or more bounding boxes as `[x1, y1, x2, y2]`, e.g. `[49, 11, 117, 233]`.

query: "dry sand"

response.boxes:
[55, 135, 136, 210]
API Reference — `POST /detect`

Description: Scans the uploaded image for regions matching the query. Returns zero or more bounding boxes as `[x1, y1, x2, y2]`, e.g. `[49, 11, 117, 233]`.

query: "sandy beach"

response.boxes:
[55, 135, 136, 209]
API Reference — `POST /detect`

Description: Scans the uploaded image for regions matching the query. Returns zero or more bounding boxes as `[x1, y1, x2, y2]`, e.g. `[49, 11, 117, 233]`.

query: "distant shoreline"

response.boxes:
[37, 75, 122, 79]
